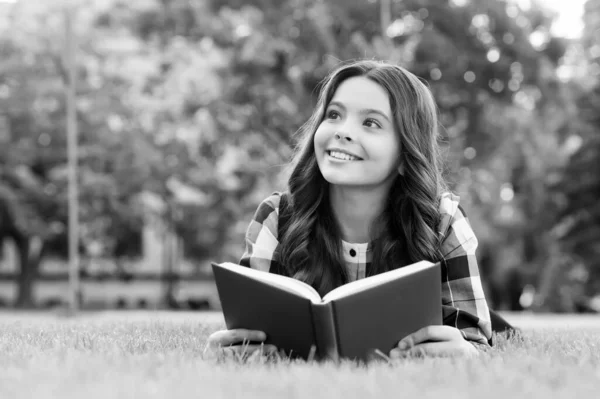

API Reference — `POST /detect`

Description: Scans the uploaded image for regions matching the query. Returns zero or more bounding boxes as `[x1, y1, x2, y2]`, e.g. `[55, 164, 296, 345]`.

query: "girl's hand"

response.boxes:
[206, 329, 279, 358]
[389, 325, 479, 359]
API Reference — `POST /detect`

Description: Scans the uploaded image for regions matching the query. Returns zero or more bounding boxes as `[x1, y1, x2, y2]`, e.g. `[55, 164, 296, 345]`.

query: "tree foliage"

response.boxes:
[541, 0, 600, 308]
[1, 0, 596, 310]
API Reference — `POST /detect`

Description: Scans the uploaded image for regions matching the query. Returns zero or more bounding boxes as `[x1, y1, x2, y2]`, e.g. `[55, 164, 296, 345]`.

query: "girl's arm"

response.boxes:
[389, 194, 493, 358]
[437, 194, 493, 347]
[203, 193, 285, 358]
[239, 193, 282, 272]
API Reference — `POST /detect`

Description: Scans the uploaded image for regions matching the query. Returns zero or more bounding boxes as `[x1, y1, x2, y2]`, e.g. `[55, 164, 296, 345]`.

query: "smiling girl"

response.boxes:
[207, 60, 494, 359]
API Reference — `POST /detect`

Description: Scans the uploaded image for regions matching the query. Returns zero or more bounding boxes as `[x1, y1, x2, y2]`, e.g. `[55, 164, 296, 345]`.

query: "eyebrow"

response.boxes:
[328, 101, 392, 123]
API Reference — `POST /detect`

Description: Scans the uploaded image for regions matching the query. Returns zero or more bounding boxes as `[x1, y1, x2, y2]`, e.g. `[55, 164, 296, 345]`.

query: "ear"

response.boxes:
[397, 161, 405, 176]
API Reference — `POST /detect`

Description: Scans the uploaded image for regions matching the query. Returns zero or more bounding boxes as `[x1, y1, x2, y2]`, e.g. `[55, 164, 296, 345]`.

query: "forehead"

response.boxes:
[330, 76, 391, 114]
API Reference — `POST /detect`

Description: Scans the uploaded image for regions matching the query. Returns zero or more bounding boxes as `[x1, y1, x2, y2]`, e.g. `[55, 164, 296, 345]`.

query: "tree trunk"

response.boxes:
[13, 235, 43, 308]
[0, 201, 38, 308]
[14, 234, 32, 308]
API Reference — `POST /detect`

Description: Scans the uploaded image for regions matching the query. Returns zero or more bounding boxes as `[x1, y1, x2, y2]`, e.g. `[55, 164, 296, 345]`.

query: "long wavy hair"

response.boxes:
[278, 60, 448, 296]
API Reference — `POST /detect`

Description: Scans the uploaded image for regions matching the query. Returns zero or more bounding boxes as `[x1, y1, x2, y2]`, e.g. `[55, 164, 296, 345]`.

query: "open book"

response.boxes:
[211, 261, 442, 361]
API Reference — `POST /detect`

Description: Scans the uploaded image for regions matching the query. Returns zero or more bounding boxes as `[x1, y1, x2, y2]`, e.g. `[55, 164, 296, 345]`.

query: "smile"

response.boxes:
[327, 150, 363, 161]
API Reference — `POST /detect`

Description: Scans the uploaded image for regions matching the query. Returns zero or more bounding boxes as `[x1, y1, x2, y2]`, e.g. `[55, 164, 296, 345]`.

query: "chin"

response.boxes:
[321, 174, 371, 187]
[320, 173, 347, 185]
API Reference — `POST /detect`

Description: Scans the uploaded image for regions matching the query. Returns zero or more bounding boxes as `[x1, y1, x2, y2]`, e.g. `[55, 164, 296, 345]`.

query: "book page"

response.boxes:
[213, 262, 322, 303]
[322, 261, 436, 303]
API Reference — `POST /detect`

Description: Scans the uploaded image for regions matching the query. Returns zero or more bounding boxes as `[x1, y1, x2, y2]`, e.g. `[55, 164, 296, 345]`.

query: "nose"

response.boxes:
[334, 117, 357, 142]
[334, 132, 352, 142]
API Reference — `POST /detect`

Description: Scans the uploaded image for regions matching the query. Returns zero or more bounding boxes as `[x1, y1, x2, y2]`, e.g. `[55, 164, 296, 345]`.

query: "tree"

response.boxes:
[541, 0, 600, 310]
[0, 0, 578, 310]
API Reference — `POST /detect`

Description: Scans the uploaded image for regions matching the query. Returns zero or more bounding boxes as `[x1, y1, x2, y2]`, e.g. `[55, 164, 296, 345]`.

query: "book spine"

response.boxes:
[311, 303, 339, 361]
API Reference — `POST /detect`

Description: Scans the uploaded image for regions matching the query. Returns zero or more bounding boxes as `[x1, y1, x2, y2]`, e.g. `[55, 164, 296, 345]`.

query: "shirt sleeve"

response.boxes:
[438, 193, 494, 347]
[239, 193, 282, 272]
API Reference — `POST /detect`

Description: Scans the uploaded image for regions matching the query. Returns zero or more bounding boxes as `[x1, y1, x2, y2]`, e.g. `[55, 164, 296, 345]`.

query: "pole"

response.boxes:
[65, 5, 79, 314]
[380, 0, 392, 46]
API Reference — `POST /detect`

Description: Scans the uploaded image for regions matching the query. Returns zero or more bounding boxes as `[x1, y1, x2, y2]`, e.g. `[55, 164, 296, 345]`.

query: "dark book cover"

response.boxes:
[211, 261, 442, 361]
[331, 263, 442, 360]
[212, 264, 317, 359]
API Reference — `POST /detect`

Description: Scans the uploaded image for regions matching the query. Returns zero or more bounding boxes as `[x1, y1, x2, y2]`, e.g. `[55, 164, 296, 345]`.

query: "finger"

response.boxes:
[221, 344, 278, 357]
[235, 343, 279, 355]
[208, 329, 267, 347]
[230, 329, 269, 345]
[366, 348, 392, 363]
[397, 326, 463, 349]
[391, 341, 475, 359]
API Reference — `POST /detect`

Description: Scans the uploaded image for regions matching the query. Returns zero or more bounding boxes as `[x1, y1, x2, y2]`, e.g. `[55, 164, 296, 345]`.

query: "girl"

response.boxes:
[207, 60, 494, 359]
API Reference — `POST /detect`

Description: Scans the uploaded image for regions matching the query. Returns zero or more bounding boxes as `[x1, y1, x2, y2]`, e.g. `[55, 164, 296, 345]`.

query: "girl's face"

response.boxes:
[313, 76, 401, 189]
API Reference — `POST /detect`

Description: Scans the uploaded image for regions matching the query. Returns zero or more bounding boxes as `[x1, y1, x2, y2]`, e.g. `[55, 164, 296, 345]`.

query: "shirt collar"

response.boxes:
[341, 239, 371, 253]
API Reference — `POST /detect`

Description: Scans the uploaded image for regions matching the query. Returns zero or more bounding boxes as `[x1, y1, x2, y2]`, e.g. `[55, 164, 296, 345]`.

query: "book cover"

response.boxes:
[211, 261, 442, 361]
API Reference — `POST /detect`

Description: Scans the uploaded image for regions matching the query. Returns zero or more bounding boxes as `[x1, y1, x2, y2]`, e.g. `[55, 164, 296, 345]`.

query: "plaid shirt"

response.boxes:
[240, 192, 493, 347]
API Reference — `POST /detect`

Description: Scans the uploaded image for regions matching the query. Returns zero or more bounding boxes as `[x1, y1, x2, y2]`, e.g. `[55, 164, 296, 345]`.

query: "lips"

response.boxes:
[326, 148, 363, 161]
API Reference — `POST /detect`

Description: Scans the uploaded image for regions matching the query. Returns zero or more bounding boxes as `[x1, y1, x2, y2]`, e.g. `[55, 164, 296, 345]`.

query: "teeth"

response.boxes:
[329, 151, 359, 161]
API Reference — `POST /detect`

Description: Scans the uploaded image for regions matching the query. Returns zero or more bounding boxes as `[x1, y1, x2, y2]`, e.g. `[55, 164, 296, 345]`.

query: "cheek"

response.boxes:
[369, 138, 401, 172]
[371, 137, 400, 159]
[313, 125, 329, 151]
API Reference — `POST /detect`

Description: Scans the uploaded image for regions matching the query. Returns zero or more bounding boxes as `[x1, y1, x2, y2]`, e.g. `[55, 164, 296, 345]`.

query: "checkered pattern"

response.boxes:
[240, 192, 493, 347]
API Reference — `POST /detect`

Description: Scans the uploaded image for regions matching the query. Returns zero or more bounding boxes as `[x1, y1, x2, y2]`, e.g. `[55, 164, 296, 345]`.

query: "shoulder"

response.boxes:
[245, 191, 288, 242]
[240, 192, 286, 270]
[437, 191, 478, 255]
[250, 191, 283, 224]
[438, 191, 461, 218]
[437, 191, 461, 235]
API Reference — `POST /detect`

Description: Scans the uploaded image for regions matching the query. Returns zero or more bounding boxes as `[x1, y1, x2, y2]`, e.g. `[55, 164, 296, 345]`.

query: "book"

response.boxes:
[211, 261, 442, 362]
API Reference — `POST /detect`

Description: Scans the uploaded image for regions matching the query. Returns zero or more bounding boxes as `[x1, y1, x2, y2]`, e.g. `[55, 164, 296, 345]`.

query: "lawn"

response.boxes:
[0, 311, 599, 398]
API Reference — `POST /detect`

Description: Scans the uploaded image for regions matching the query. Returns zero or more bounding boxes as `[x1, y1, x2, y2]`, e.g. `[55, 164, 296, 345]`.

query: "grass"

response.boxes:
[0, 312, 599, 398]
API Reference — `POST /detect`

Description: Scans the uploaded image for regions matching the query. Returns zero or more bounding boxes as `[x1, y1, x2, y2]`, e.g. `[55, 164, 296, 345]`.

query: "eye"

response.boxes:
[326, 110, 341, 120]
[364, 118, 382, 128]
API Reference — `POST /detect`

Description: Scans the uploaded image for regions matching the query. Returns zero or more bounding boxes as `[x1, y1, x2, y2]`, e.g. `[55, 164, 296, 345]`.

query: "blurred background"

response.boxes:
[0, 0, 598, 314]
